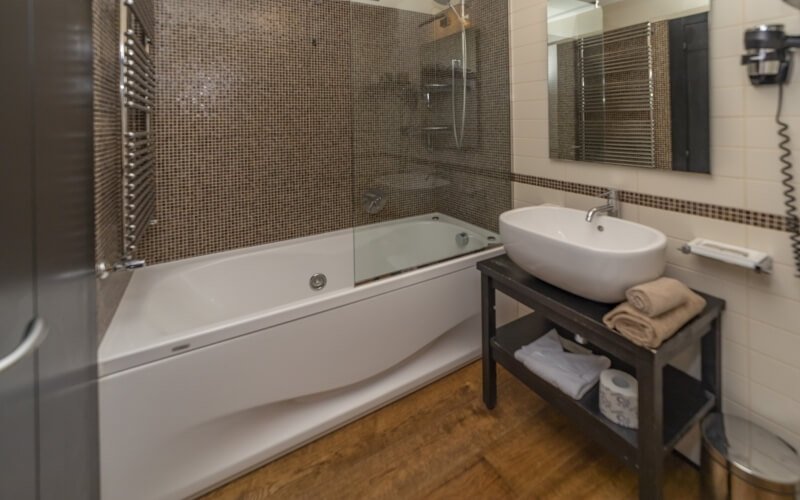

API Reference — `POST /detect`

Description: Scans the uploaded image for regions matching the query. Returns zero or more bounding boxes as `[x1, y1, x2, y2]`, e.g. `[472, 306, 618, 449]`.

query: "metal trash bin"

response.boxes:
[702, 413, 800, 499]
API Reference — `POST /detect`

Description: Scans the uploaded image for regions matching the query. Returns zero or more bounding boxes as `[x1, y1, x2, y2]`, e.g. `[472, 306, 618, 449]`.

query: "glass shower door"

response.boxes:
[350, 0, 511, 284]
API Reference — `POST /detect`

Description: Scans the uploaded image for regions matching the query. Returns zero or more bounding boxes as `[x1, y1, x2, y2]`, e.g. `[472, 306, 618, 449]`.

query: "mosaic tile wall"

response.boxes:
[550, 42, 577, 161]
[511, 173, 792, 232]
[93, 0, 131, 338]
[429, 0, 513, 232]
[351, 4, 437, 227]
[138, 0, 354, 264]
[137, 0, 512, 264]
[351, 0, 512, 232]
[652, 20, 673, 170]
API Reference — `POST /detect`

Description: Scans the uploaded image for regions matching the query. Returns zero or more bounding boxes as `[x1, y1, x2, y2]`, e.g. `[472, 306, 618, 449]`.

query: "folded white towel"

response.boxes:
[518, 329, 564, 355]
[514, 330, 611, 400]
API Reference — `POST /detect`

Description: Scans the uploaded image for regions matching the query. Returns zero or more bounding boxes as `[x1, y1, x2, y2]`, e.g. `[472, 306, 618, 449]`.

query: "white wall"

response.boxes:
[510, 0, 800, 448]
[547, 8, 603, 41]
[602, 0, 709, 30]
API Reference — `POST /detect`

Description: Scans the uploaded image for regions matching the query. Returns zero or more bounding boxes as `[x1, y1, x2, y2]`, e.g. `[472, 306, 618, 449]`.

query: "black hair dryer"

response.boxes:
[741, 24, 800, 85]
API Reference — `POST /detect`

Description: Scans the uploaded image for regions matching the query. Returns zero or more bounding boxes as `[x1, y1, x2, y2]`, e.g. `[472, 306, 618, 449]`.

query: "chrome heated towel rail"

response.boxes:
[118, 0, 156, 272]
[575, 22, 655, 168]
[97, 0, 156, 279]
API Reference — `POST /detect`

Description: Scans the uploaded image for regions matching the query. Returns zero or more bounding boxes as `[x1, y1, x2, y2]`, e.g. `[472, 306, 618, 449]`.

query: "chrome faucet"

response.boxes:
[585, 189, 620, 222]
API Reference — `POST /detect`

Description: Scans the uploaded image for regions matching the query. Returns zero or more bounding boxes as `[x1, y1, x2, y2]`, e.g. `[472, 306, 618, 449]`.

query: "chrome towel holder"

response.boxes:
[98, 0, 156, 279]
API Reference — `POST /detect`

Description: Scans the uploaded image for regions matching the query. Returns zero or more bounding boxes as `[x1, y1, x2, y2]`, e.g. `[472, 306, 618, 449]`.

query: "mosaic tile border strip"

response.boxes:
[511, 173, 791, 232]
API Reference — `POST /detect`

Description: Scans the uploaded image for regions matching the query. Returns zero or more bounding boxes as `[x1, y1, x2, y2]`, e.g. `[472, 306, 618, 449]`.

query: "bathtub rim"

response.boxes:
[99, 213, 503, 378]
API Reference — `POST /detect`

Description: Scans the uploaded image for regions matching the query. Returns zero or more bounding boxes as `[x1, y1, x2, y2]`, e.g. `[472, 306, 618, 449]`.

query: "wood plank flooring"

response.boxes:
[202, 361, 701, 500]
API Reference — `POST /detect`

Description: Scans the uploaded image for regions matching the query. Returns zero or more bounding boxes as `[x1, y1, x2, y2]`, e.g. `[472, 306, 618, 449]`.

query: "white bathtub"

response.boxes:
[99, 213, 511, 500]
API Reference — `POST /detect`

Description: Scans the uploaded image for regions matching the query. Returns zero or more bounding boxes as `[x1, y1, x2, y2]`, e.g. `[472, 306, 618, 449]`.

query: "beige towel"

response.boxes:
[603, 291, 707, 349]
[625, 277, 694, 317]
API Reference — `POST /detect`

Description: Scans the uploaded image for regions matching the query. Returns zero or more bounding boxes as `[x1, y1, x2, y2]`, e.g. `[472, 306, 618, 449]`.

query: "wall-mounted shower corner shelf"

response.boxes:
[679, 238, 772, 274]
[422, 83, 452, 93]
[418, 126, 452, 134]
[421, 80, 475, 93]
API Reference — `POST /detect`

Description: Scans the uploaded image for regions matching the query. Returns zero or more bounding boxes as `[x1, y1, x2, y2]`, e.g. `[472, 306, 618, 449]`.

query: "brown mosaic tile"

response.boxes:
[136, 0, 510, 264]
[430, 0, 513, 232]
[139, 0, 355, 264]
[94, 0, 512, 285]
[350, 5, 438, 226]
[93, 0, 149, 338]
[511, 173, 793, 232]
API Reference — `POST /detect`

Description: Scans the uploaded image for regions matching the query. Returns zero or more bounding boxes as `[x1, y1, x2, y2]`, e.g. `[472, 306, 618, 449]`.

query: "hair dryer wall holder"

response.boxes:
[741, 24, 800, 85]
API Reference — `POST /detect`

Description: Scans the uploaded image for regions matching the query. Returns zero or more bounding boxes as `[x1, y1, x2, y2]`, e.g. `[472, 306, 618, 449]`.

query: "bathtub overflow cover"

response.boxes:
[310, 273, 327, 291]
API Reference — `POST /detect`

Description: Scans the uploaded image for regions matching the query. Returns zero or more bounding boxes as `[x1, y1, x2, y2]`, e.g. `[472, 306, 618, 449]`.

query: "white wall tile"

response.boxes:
[511, 100, 548, 121]
[711, 147, 745, 178]
[723, 339, 749, 376]
[511, 81, 546, 101]
[750, 383, 800, 436]
[512, 119, 547, 139]
[724, 312, 749, 345]
[710, 117, 745, 148]
[724, 369, 751, 407]
[712, 86, 744, 117]
[513, 182, 565, 206]
[750, 351, 800, 403]
[509, 0, 800, 446]
[710, 0, 743, 28]
[748, 262, 800, 302]
[745, 148, 785, 182]
[749, 319, 800, 370]
[711, 56, 749, 88]
[747, 226, 796, 266]
[665, 264, 748, 314]
[710, 25, 745, 58]
[746, 180, 787, 214]
[748, 289, 800, 335]
[510, 22, 544, 48]
[638, 207, 748, 245]
[744, 0, 799, 23]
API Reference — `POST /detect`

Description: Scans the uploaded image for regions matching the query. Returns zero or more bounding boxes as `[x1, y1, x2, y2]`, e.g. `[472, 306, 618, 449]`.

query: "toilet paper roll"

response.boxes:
[599, 369, 639, 429]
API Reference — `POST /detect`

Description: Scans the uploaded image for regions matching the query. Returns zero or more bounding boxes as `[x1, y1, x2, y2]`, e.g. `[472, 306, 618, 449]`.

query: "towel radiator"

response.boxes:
[98, 0, 156, 279]
[570, 23, 656, 169]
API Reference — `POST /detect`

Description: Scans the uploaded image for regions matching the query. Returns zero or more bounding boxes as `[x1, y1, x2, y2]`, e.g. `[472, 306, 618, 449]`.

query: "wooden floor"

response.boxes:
[202, 361, 701, 500]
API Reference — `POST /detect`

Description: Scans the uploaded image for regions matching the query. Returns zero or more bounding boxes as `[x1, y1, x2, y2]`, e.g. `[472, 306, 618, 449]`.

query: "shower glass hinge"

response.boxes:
[95, 259, 147, 279]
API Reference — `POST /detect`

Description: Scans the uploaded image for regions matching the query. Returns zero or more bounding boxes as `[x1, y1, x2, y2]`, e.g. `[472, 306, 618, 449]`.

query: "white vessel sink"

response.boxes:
[499, 206, 667, 303]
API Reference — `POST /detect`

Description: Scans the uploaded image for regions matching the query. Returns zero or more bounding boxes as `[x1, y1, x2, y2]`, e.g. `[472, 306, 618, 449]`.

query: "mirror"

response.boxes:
[547, 0, 710, 173]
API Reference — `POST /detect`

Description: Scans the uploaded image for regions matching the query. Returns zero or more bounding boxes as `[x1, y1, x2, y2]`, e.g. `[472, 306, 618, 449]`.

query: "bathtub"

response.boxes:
[99, 213, 512, 500]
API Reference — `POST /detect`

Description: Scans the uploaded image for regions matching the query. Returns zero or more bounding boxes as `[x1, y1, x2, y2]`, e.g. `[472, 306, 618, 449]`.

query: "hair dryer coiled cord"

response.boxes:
[776, 83, 800, 276]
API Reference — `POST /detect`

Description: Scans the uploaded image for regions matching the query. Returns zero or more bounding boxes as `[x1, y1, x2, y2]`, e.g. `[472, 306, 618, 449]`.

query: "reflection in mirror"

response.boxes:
[547, 0, 710, 173]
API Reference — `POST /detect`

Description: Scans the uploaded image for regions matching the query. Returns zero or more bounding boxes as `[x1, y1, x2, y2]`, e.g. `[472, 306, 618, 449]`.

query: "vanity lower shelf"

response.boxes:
[491, 313, 716, 467]
[478, 254, 725, 500]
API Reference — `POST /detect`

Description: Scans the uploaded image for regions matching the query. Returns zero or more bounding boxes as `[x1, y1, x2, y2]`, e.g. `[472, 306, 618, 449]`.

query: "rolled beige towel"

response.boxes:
[625, 277, 694, 317]
[603, 291, 707, 349]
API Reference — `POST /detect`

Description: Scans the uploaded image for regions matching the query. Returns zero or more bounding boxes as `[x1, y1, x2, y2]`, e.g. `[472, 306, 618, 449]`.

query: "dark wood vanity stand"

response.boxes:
[477, 255, 725, 500]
